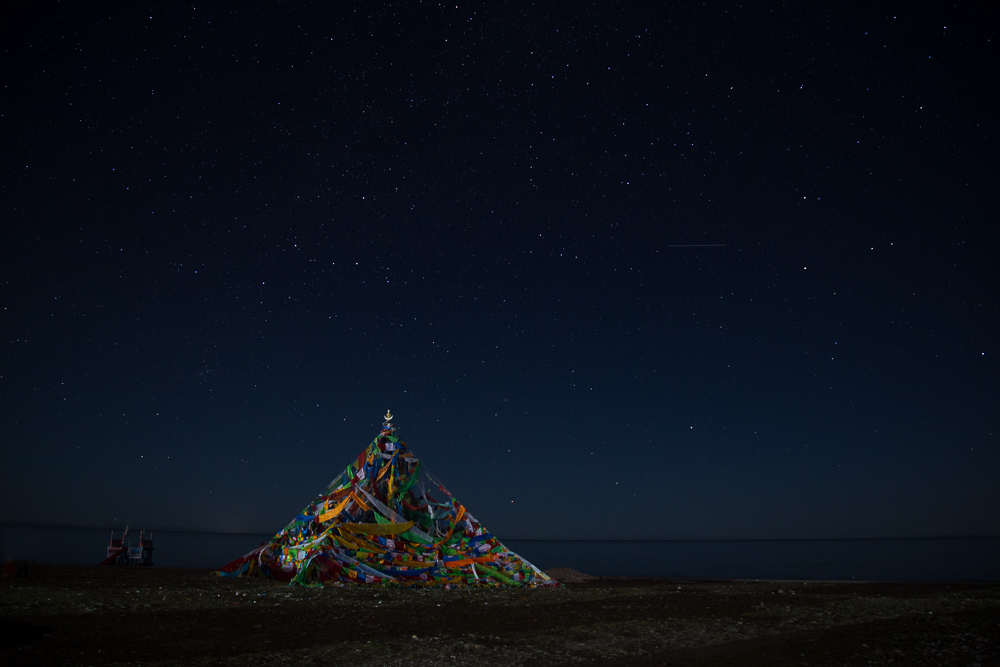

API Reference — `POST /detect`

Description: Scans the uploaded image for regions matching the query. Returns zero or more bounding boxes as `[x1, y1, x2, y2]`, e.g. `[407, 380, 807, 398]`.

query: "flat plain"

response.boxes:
[1, 565, 998, 666]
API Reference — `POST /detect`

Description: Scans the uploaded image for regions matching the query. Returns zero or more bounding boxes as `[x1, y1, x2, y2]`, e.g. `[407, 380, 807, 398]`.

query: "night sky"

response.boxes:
[1, 2, 996, 541]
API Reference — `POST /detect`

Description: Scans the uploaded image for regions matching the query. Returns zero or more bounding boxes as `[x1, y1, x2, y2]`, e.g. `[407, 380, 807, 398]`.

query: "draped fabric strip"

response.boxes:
[338, 521, 415, 536]
[318, 496, 351, 523]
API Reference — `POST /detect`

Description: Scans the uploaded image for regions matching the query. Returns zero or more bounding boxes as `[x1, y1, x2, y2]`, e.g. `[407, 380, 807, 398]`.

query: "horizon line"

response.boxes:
[1, 522, 996, 542]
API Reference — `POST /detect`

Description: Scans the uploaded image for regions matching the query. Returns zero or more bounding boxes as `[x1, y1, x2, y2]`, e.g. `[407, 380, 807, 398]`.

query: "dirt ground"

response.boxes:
[1, 564, 998, 666]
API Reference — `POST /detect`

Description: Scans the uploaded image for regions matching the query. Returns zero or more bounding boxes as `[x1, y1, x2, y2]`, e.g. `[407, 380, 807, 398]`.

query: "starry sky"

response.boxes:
[1, 2, 997, 541]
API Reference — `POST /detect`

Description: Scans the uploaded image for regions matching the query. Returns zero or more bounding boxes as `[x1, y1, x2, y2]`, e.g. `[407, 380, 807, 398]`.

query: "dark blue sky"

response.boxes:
[1, 1, 996, 540]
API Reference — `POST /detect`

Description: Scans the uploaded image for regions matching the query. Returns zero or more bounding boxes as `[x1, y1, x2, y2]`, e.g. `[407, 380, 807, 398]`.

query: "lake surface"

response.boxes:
[2, 525, 997, 581]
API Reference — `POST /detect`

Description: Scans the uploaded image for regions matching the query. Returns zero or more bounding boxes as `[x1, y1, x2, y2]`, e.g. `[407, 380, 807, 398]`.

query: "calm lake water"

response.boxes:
[2, 525, 997, 581]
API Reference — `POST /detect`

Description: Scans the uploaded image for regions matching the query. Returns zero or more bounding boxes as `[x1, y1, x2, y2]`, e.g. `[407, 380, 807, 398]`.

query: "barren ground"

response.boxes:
[1, 565, 998, 666]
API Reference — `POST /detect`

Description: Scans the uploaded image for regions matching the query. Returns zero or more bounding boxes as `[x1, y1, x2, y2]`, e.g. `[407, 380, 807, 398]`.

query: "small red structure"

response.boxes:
[99, 526, 154, 566]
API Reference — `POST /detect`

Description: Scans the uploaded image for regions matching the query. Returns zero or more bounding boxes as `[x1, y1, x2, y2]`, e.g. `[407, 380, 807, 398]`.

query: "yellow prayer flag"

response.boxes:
[339, 521, 415, 536]
[318, 495, 351, 523]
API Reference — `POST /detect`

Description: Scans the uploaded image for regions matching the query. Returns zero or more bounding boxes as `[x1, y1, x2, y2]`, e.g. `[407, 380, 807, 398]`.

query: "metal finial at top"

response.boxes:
[384, 410, 393, 421]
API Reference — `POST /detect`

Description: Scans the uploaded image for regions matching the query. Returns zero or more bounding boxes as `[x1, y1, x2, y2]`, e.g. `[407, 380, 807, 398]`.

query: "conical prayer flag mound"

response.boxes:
[218, 415, 557, 587]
